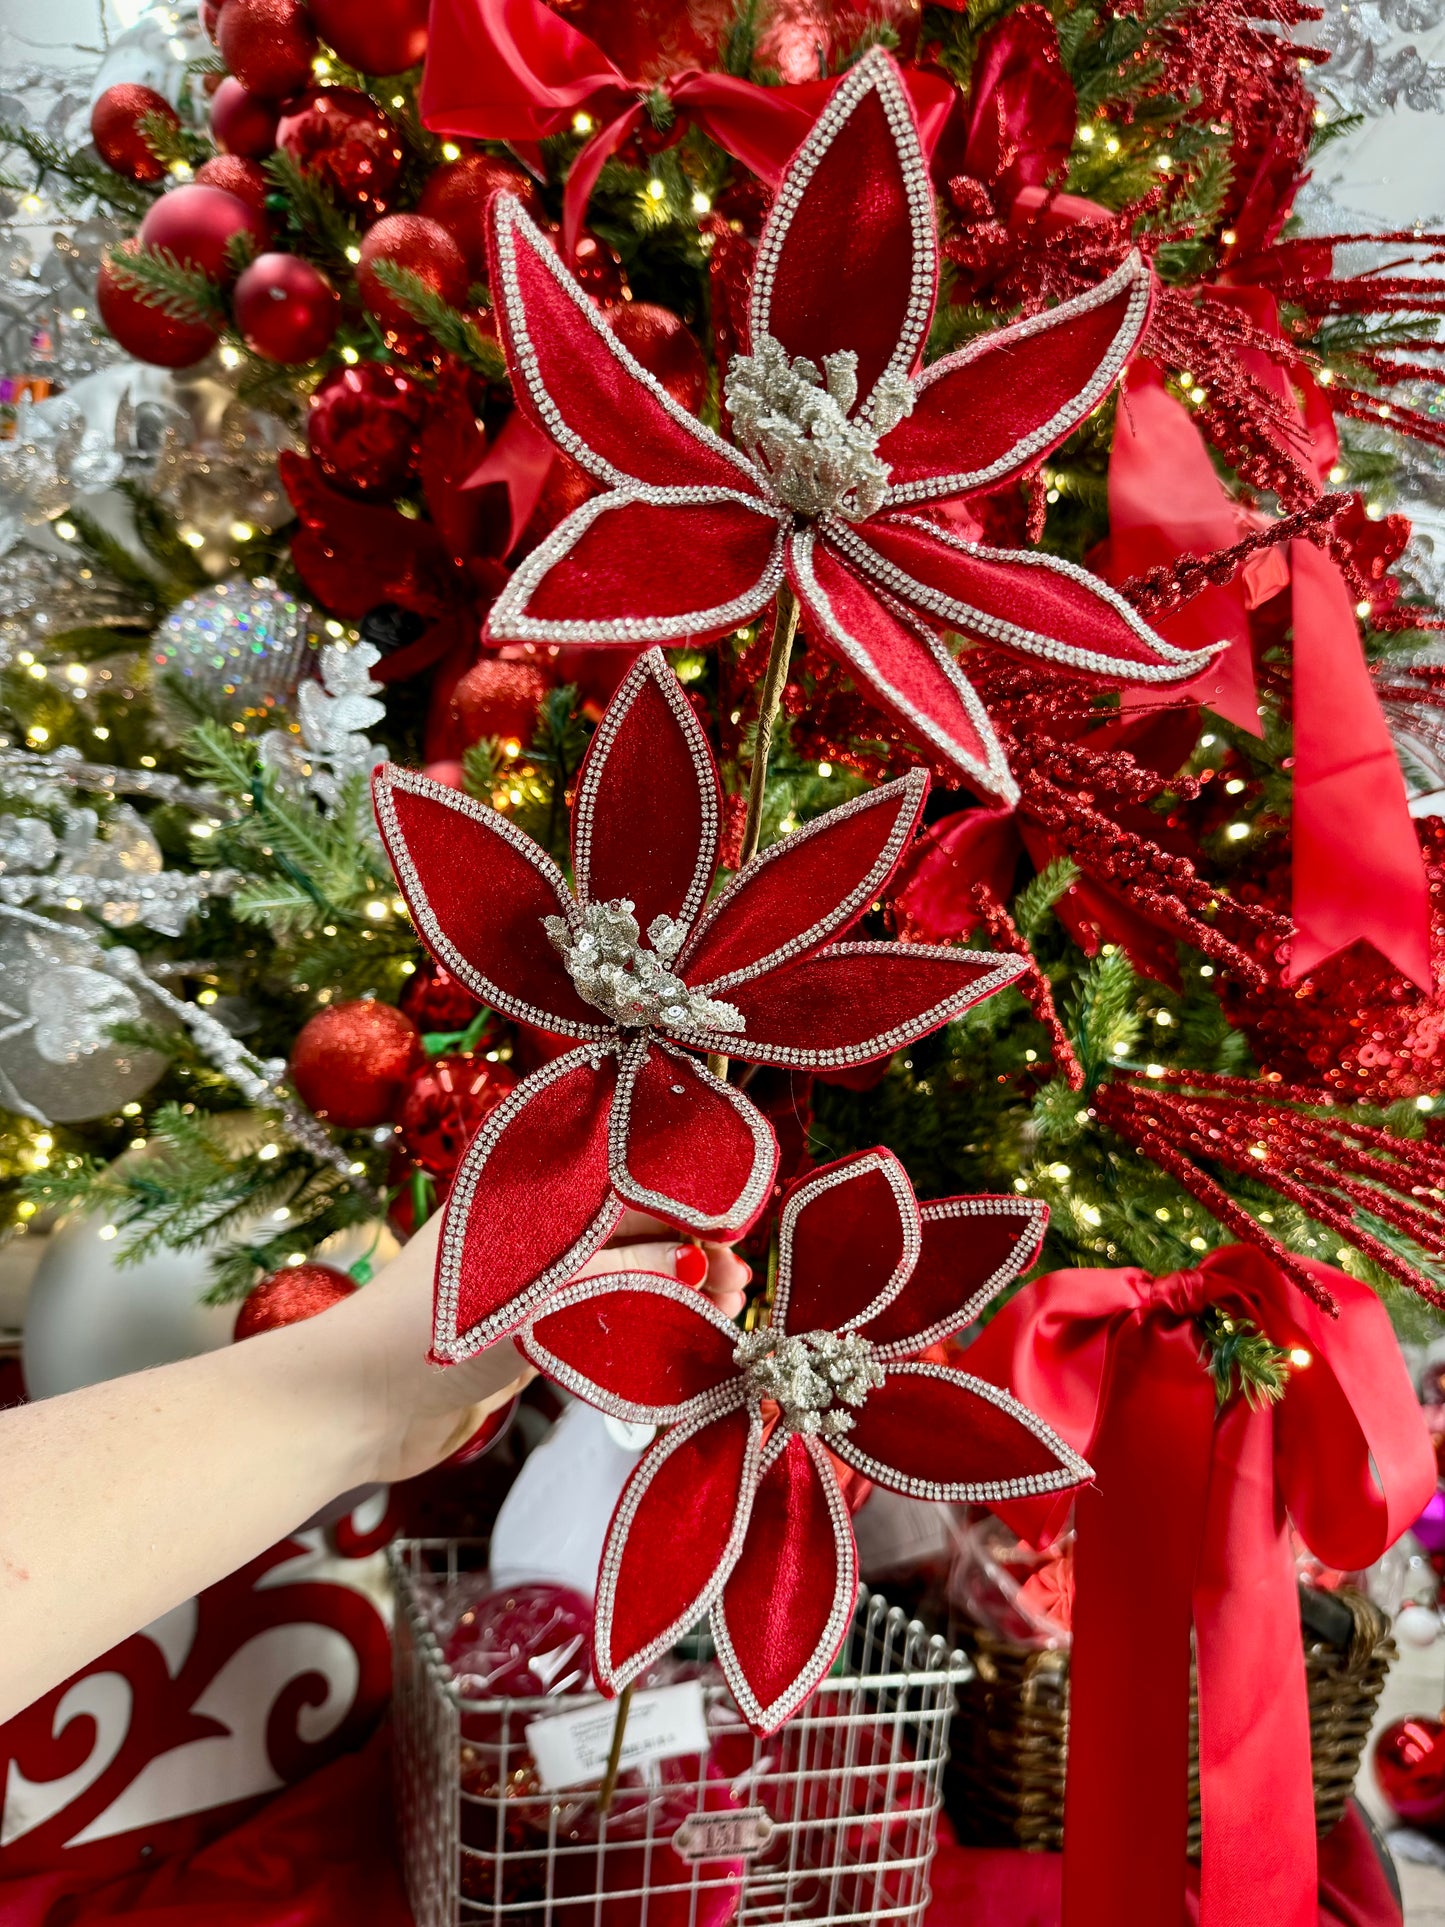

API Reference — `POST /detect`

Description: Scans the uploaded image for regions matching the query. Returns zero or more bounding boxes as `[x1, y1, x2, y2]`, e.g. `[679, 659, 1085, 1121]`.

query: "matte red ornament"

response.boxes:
[276, 87, 404, 215]
[308, 0, 430, 76]
[356, 213, 469, 336]
[606, 303, 707, 414]
[307, 362, 426, 496]
[233, 251, 340, 362]
[517, 1146, 1074, 1732]
[90, 83, 177, 183]
[1376, 1715, 1445, 1827]
[398, 1052, 520, 1179]
[234, 1261, 357, 1339]
[451, 657, 551, 748]
[289, 999, 423, 1126]
[138, 183, 269, 284]
[210, 75, 280, 157]
[217, 0, 318, 100]
[193, 152, 270, 211]
[97, 240, 221, 368]
[417, 153, 541, 278]
[400, 959, 483, 1031]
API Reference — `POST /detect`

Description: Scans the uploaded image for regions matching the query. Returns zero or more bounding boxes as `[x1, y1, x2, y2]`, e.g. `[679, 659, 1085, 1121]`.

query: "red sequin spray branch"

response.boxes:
[963, 882, 1085, 1091]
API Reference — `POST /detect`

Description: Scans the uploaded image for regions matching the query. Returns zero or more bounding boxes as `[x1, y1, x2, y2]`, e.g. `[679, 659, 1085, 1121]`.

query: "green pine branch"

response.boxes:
[1012, 858, 1080, 943]
[0, 120, 152, 216]
[106, 243, 228, 326]
[365, 260, 507, 380]
[262, 149, 359, 264]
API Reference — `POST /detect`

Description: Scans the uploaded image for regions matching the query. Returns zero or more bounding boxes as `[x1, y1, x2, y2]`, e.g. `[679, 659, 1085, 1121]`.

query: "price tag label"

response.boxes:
[526, 1681, 710, 1791]
[674, 1808, 776, 1863]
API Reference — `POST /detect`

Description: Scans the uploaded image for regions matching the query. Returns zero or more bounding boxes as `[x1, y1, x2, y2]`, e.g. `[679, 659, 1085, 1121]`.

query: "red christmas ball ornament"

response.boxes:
[417, 154, 541, 277]
[452, 657, 551, 751]
[572, 230, 625, 306]
[234, 1261, 357, 1339]
[398, 1052, 519, 1179]
[307, 362, 426, 496]
[289, 999, 423, 1126]
[217, 0, 318, 100]
[138, 183, 269, 284]
[202, 0, 228, 42]
[307, 0, 430, 76]
[606, 302, 707, 414]
[421, 759, 466, 789]
[210, 74, 280, 157]
[90, 83, 177, 183]
[233, 251, 340, 362]
[193, 153, 270, 212]
[276, 87, 404, 215]
[356, 213, 469, 336]
[1375, 1714, 1445, 1827]
[400, 959, 483, 1031]
[97, 240, 221, 367]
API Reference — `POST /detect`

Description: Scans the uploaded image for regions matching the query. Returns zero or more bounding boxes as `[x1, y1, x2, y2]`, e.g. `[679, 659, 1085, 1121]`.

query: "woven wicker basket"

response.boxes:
[948, 1586, 1394, 1853]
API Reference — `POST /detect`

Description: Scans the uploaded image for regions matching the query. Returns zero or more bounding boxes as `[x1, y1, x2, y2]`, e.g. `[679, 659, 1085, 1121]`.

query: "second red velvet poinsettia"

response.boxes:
[374, 650, 1024, 1360]
[519, 1148, 1088, 1731]
[480, 45, 1216, 802]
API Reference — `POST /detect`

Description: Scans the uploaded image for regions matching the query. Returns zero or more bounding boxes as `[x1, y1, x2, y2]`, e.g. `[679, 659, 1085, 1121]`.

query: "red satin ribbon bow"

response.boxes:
[420, 0, 952, 255]
[965, 1244, 1435, 1927]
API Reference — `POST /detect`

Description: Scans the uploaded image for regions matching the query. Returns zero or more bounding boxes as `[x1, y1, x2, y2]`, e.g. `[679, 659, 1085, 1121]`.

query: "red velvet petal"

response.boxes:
[836, 516, 1213, 682]
[860, 1196, 1047, 1356]
[692, 941, 1024, 1068]
[611, 1039, 778, 1236]
[750, 50, 936, 417]
[434, 1046, 622, 1360]
[679, 770, 927, 993]
[713, 1435, 857, 1734]
[488, 490, 785, 648]
[880, 253, 1153, 505]
[596, 1401, 762, 1690]
[773, 1150, 919, 1337]
[833, 1364, 1089, 1502]
[521, 1273, 742, 1420]
[572, 650, 721, 937]
[375, 765, 608, 1038]
[490, 196, 762, 495]
[789, 531, 1018, 803]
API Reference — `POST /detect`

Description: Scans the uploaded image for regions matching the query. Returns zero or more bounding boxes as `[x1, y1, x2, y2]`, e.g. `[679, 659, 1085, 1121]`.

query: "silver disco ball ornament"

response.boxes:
[150, 579, 316, 717]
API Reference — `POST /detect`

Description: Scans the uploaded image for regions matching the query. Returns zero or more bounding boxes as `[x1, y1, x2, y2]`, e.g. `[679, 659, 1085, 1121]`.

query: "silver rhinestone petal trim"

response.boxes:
[608, 1035, 778, 1235]
[772, 1149, 922, 1339]
[866, 1194, 1049, 1361]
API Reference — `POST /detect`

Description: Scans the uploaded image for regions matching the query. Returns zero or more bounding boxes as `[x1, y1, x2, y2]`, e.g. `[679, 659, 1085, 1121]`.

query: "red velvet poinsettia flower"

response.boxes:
[518, 1147, 1087, 1732]
[481, 46, 1215, 804]
[374, 650, 1024, 1361]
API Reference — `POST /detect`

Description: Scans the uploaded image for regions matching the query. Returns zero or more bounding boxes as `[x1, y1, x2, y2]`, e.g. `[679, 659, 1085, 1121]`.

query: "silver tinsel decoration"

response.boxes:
[151, 580, 317, 717]
[1303, 0, 1445, 112]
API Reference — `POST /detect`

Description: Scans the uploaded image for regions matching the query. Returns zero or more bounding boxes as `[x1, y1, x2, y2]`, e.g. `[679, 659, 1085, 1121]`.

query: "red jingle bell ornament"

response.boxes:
[233, 251, 340, 362]
[91, 83, 177, 183]
[307, 362, 426, 496]
[276, 87, 404, 216]
[234, 1262, 357, 1339]
[417, 154, 541, 277]
[217, 0, 318, 100]
[398, 1053, 519, 1179]
[138, 183, 269, 284]
[451, 657, 551, 750]
[356, 213, 468, 338]
[193, 153, 270, 212]
[400, 959, 483, 1032]
[1375, 1714, 1445, 1828]
[289, 999, 423, 1127]
[97, 240, 221, 368]
[606, 302, 707, 414]
[307, 0, 430, 77]
[210, 75, 280, 158]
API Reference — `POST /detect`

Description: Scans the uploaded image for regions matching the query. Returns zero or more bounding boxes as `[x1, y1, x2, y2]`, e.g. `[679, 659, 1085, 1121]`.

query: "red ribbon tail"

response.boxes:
[562, 105, 643, 258]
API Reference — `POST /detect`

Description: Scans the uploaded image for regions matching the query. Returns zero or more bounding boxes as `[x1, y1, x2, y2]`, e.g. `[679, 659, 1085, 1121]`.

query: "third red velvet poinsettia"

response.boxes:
[518, 1147, 1088, 1732]
[374, 650, 1024, 1361]
[480, 46, 1215, 801]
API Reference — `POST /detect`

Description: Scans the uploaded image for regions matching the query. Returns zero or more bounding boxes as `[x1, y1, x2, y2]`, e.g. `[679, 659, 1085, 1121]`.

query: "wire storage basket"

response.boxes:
[391, 1540, 969, 1927]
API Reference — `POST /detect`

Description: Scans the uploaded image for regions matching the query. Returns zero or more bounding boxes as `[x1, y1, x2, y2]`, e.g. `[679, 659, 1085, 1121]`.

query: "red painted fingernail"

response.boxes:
[740, 1264, 754, 1286]
[674, 1244, 709, 1287]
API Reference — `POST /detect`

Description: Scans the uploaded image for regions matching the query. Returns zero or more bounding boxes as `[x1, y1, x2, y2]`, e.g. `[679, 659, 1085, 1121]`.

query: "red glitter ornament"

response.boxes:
[307, 362, 426, 496]
[307, 0, 430, 76]
[275, 87, 404, 216]
[289, 999, 423, 1126]
[1375, 1715, 1445, 1827]
[400, 959, 483, 1032]
[398, 1053, 519, 1179]
[417, 154, 541, 277]
[97, 239, 221, 368]
[234, 1262, 357, 1339]
[137, 182, 269, 284]
[217, 0, 318, 100]
[356, 213, 469, 336]
[571, 230, 625, 306]
[210, 75, 280, 158]
[451, 657, 551, 749]
[606, 302, 707, 414]
[193, 153, 269, 212]
[90, 83, 177, 183]
[233, 251, 340, 362]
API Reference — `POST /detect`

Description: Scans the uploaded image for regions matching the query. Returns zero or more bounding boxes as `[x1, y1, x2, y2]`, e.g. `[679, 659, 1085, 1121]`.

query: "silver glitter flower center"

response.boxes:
[724, 336, 913, 523]
[544, 898, 745, 1035]
[734, 1326, 886, 1438]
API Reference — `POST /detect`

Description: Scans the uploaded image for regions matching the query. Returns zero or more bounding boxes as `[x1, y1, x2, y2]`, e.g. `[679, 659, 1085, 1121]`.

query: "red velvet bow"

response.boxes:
[964, 1244, 1436, 1927]
[420, 0, 954, 255]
